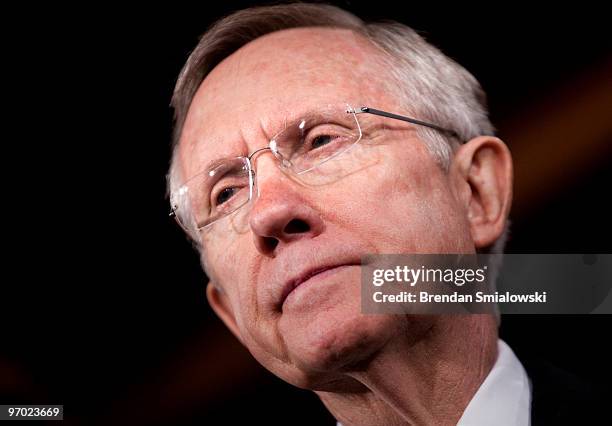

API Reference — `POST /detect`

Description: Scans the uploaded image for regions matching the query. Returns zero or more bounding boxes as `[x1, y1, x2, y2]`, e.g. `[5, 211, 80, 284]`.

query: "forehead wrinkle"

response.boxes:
[257, 115, 276, 146]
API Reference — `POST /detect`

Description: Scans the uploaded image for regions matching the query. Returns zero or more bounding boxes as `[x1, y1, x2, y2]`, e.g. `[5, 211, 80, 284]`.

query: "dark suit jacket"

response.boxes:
[523, 359, 603, 425]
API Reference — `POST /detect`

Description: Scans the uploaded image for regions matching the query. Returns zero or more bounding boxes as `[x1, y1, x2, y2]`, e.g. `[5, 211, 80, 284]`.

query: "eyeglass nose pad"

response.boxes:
[270, 139, 293, 168]
[249, 168, 260, 199]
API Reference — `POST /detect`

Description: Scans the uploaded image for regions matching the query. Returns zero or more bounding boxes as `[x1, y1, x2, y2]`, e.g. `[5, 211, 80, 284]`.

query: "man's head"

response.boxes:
[168, 4, 512, 391]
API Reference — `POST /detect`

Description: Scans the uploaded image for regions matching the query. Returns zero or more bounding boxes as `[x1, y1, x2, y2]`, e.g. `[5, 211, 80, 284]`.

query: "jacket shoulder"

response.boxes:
[522, 359, 604, 425]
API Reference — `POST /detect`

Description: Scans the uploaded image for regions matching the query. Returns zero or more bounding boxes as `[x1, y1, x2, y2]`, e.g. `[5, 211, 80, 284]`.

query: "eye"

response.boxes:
[215, 187, 237, 206]
[310, 134, 336, 150]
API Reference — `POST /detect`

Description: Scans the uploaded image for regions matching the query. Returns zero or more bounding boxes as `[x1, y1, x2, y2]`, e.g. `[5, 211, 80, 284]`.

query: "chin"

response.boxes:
[283, 309, 398, 374]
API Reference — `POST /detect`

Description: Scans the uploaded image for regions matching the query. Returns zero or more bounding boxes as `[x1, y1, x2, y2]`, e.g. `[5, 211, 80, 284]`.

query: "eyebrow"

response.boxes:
[183, 133, 241, 182]
[269, 108, 333, 134]
[185, 106, 348, 180]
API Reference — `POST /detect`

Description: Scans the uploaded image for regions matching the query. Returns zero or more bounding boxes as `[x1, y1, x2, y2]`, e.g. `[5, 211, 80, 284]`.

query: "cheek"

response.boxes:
[204, 238, 256, 321]
[205, 238, 290, 357]
[325, 144, 472, 252]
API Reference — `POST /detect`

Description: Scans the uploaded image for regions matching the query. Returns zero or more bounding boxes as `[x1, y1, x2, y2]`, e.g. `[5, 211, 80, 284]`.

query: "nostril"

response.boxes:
[262, 236, 279, 252]
[284, 219, 310, 234]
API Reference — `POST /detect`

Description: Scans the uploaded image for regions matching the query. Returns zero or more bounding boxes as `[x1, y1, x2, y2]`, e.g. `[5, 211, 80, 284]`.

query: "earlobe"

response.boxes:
[206, 282, 243, 344]
[451, 136, 513, 248]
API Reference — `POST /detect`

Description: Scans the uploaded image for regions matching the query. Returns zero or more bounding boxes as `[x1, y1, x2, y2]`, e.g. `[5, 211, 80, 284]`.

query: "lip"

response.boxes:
[280, 262, 360, 310]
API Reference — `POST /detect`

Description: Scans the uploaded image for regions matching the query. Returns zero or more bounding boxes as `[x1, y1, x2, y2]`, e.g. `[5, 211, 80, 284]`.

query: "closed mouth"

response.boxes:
[280, 262, 360, 309]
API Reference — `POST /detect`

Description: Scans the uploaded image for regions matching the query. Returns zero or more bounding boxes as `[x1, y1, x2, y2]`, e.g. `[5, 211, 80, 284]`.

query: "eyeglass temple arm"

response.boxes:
[356, 107, 461, 140]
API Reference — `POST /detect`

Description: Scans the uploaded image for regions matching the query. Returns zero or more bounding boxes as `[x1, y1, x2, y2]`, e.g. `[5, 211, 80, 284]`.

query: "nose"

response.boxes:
[248, 155, 324, 257]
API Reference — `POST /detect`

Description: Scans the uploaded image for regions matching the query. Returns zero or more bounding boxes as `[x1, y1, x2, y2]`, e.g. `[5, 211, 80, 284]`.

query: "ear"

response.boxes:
[449, 136, 513, 248]
[206, 282, 243, 344]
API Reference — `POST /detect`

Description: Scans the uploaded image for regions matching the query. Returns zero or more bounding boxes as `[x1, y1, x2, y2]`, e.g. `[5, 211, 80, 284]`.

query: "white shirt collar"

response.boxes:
[457, 339, 531, 426]
[337, 339, 531, 426]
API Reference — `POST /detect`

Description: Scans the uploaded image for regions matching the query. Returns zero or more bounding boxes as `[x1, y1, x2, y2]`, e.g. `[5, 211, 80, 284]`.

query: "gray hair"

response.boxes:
[167, 2, 506, 258]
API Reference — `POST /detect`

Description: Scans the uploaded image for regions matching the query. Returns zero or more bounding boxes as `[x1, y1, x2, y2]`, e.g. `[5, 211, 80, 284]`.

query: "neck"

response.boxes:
[315, 315, 498, 426]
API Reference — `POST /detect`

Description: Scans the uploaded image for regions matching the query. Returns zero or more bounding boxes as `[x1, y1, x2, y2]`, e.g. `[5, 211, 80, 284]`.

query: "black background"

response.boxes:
[3, 1, 611, 424]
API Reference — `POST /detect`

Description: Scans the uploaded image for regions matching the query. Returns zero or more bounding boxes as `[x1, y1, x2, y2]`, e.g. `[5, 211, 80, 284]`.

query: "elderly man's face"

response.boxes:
[178, 28, 477, 388]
